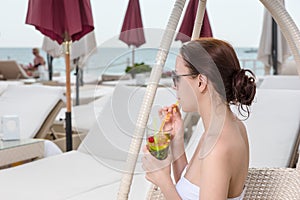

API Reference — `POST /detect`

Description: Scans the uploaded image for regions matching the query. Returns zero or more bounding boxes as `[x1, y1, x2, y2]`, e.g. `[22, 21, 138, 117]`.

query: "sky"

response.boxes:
[0, 0, 299, 48]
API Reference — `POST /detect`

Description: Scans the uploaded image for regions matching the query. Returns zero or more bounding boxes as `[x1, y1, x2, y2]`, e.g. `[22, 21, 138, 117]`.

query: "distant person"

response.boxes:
[23, 48, 46, 77]
[32, 48, 46, 68]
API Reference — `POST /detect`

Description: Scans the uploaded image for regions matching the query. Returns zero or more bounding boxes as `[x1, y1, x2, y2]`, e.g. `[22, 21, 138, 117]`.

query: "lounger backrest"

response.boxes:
[234, 89, 300, 167]
[259, 75, 300, 90]
[0, 60, 30, 80]
[78, 85, 177, 161]
[0, 85, 64, 138]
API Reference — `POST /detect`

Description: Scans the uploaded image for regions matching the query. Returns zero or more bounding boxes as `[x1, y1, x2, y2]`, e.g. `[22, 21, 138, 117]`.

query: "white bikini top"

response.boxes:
[175, 167, 246, 200]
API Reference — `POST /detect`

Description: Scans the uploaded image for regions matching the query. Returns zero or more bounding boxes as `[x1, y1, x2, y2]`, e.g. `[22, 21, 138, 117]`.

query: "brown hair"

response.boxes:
[32, 48, 39, 54]
[180, 38, 256, 117]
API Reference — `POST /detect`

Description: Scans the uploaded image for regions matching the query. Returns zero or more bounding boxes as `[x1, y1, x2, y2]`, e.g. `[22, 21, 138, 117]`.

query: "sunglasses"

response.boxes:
[171, 70, 198, 87]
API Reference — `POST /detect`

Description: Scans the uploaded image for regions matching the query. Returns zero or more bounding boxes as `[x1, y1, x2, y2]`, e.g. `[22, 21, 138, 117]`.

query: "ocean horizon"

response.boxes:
[0, 47, 264, 77]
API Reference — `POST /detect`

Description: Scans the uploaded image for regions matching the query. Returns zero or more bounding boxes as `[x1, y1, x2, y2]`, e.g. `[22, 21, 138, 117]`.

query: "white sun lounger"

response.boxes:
[0, 84, 65, 139]
[72, 88, 300, 199]
[0, 85, 178, 199]
[259, 75, 300, 90]
[235, 89, 300, 167]
[0, 84, 65, 157]
[0, 87, 299, 199]
[55, 85, 114, 130]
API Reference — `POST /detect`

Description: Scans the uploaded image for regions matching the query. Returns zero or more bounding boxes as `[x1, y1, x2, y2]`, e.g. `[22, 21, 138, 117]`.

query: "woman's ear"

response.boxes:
[198, 74, 208, 92]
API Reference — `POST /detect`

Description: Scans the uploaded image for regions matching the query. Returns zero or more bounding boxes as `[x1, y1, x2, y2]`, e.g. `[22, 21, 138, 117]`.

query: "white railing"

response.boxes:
[239, 58, 264, 75]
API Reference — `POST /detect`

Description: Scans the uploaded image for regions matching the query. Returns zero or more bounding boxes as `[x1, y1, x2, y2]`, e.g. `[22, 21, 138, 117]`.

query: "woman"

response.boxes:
[142, 38, 256, 199]
[22, 48, 46, 77]
[32, 48, 46, 68]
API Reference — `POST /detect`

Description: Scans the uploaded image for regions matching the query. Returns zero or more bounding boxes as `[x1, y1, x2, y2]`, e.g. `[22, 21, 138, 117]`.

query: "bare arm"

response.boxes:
[171, 136, 187, 182]
[159, 177, 182, 200]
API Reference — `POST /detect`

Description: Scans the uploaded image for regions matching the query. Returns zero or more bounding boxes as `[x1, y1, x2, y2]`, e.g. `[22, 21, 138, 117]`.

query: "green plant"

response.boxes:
[125, 62, 152, 74]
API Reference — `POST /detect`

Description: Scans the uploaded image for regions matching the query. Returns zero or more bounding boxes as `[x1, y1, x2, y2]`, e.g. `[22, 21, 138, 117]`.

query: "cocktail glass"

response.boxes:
[146, 127, 172, 160]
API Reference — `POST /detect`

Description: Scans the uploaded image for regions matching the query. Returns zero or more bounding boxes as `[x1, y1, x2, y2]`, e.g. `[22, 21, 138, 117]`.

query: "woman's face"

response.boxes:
[174, 55, 199, 112]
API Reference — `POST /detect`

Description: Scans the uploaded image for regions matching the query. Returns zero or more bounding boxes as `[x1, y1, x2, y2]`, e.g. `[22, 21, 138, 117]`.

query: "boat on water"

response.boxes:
[244, 48, 258, 53]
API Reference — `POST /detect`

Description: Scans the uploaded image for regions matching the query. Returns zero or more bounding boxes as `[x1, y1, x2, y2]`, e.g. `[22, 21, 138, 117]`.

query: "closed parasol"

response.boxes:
[25, 0, 94, 151]
[257, 0, 291, 75]
[175, 0, 213, 43]
[119, 0, 145, 67]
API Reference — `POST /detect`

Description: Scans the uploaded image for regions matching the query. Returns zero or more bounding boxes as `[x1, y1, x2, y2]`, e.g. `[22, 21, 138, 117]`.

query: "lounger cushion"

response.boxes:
[0, 85, 64, 138]
[233, 89, 300, 167]
[78, 85, 178, 162]
[2, 88, 299, 199]
[0, 151, 124, 199]
[259, 75, 300, 90]
[66, 173, 150, 200]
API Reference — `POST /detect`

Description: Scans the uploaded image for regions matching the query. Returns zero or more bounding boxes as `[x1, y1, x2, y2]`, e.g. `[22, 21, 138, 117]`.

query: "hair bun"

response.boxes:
[232, 69, 256, 106]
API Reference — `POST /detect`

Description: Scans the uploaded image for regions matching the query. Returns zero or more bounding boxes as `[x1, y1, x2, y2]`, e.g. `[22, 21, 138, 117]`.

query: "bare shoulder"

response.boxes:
[198, 123, 249, 199]
[198, 135, 232, 199]
[203, 120, 249, 169]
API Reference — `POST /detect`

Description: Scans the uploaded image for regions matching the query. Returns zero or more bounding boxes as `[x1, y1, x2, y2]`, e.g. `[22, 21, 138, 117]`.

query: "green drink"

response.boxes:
[147, 131, 171, 160]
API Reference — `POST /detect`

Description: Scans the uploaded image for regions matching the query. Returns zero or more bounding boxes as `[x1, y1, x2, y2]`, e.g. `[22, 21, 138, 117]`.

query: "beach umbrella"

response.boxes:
[25, 0, 94, 151]
[175, 0, 213, 43]
[119, 0, 145, 67]
[257, 0, 290, 75]
[42, 31, 97, 105]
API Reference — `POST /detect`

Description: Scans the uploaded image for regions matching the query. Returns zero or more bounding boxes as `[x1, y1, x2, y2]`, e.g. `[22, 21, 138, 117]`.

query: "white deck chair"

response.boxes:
[0, 85, 65, 157]
[0, 85, 178, 199]
[259, 75, 300, 90]
[1, 87, 299, 199]
[0, 60, 31, 80]
[0, 84, 65, 139]
[57, 88, 300, 199]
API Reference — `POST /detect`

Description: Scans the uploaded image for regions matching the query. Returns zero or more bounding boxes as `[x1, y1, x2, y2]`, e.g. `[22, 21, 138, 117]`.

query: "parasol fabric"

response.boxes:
[26, 0, 94, 44]
[257, 0, 291, 75]
[42, 31, 97, 63]
[119, 0, 145, 48]
[42, 31, 97, 105]
[175, 0, 212, 43]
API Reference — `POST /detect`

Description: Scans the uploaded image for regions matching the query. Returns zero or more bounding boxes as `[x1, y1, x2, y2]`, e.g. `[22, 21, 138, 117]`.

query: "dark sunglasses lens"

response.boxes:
[172, 76, 176, 87]
[171, 71, 177, 87]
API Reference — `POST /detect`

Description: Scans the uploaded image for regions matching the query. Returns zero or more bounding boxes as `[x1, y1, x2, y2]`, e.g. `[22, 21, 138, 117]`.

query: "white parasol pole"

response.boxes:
[117, 0, 187, 199]
[191, 0, 207, 40]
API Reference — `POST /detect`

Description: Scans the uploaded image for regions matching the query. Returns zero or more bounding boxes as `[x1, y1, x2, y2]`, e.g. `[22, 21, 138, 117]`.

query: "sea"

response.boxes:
[0, 47, 264, 78]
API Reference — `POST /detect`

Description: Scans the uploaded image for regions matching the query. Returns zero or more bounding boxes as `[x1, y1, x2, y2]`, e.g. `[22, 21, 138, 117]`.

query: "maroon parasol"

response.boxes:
[25, 0, 94, 151]
[175, 0, 212, 43]
[119, 0, 145, 67]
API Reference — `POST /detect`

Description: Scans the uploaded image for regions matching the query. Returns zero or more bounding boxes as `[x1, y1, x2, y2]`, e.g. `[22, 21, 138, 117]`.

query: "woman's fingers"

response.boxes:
[143, 152, 172, 171]
[142, 145, 148, 153]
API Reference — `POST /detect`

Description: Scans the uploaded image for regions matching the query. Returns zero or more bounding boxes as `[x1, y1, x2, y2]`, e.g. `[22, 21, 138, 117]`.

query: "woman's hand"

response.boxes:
[142, 146, 173, 187]
[159, 104, 184, 142]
